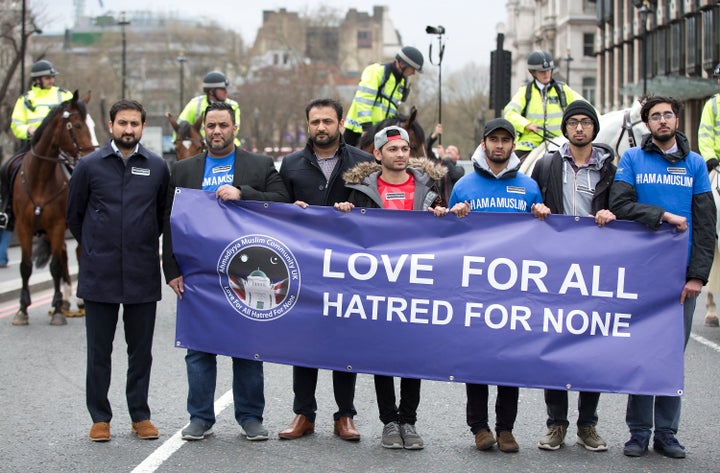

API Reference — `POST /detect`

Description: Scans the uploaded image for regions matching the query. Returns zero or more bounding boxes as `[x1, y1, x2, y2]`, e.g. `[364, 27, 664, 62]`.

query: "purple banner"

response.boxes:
[171, 188, 688, 396]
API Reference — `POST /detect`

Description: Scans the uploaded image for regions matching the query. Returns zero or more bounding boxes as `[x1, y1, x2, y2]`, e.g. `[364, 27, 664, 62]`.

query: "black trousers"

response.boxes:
[544, 389, 601, 428]
[374, 375, 421, 425]
[466, 383, 519, 434]
[85, 300, 156, 423]
[292, 366, 357, 422]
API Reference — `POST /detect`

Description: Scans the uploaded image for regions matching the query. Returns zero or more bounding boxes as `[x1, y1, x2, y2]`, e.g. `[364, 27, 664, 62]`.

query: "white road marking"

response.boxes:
[131, 390, 234, 473]
[690, 332, 720, 353]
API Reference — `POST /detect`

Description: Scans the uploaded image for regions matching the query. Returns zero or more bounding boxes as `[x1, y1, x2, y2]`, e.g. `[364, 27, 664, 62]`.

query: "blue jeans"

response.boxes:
[625, 296, 695, 437]
[0, 229, 11, 265]
[185, 349, 265, 427]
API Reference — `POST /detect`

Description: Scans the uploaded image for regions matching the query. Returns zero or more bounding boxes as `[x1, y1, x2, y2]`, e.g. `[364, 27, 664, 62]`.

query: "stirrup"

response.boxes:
[0, 212, 8, 230]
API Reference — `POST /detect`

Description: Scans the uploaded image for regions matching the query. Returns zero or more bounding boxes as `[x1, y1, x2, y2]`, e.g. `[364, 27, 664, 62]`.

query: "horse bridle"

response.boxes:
[23, 106, 95, 219]
[615, 109, 643, 157]
[174, 136, 206, 153]
[30, 108, 96, 168]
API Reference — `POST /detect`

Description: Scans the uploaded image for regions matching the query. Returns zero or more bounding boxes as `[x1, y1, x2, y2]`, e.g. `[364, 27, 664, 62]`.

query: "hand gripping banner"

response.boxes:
[171, 188, 689, 396]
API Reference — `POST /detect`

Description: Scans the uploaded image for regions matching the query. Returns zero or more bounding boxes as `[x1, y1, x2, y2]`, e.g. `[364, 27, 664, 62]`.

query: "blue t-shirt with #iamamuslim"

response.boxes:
[614, 145, 711, 261]
[202, 152, 235, 192]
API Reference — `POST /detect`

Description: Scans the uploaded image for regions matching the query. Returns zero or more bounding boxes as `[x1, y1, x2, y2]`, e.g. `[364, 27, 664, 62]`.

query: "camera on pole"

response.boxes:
[426, 25, 445, 143]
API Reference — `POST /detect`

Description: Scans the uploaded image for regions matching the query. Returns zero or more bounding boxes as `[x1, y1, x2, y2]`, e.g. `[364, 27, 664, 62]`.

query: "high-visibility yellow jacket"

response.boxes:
[11, 85, 74, 140]
[345, 63, 408, 134]
[698, 93, 720, 164]
[503, 81, 585, 152]
[178, 95, 241, 145]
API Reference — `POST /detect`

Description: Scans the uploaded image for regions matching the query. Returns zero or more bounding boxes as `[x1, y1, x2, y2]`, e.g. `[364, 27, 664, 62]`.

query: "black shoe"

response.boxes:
[653, 433, 685, 459]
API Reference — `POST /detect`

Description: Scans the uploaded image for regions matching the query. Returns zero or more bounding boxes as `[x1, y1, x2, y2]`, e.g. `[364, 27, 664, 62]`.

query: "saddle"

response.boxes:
[0, 150, 27, 230]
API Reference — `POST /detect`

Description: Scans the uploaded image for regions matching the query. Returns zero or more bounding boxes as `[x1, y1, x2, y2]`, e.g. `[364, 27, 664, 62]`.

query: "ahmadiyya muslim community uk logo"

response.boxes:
[217, 235, 300, 321]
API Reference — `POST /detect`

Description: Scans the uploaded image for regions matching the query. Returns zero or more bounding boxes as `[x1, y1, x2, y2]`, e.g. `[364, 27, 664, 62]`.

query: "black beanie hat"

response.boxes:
[561, 101, 599, 140]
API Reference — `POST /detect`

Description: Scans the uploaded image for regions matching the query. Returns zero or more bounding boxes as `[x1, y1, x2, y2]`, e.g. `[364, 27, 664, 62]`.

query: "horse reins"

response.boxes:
[22, 106, 93, 224]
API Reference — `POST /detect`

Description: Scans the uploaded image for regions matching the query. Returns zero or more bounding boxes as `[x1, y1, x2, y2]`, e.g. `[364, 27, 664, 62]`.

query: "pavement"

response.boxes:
[0, 237, 79, 303]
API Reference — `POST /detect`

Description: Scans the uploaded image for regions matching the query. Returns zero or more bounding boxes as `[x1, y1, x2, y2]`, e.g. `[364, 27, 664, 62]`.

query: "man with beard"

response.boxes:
[67, 99, 170, 442]
[610, 96, 716, 459]
[162, 101, 290, 442]
[278, 98, 373, 441]
[443, 118, 542, 454]
[529, 101, 615, 452]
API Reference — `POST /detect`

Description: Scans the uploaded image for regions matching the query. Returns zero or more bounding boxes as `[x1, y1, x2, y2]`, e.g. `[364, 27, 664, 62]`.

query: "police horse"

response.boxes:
[10, 91, 95, 326]
[167, 113, 205, 161]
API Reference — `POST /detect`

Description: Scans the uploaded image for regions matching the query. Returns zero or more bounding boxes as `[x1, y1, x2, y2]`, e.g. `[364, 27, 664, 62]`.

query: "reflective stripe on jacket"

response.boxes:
[698, 93, 720, 163]
[345, 63, 407, 134]
[503, 82, 584, 152]
[11, 86, 73, 140]
[177, 95, 241, 145]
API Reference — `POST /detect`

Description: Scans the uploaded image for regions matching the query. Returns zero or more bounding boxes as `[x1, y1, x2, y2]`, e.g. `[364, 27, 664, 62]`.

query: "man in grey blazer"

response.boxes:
[162, 101, 290, 442]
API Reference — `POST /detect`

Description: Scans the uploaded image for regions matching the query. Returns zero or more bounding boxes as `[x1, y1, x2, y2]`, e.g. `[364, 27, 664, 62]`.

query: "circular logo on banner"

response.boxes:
[217, 234, 301, 321]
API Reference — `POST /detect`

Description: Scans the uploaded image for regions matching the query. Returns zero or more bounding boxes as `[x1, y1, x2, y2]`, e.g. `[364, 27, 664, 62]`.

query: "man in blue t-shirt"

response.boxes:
[610, 96, 716, 459]
[162, 101, 290, 442]
[441, 118, 541, 454]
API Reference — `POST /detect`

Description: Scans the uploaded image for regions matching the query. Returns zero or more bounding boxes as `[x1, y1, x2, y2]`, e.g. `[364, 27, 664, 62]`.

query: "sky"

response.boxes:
[34, 0, 507, 72]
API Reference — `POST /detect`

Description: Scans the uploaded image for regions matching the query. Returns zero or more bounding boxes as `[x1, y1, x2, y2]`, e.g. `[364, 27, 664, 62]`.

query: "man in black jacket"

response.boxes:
[163, 101, 290, 443]
[530, 100, 616, 452]
[277, 98, 373, 441]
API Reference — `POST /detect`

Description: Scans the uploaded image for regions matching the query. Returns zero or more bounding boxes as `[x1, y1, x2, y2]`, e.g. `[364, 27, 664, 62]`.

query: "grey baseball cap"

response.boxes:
[374, 126, 410, 150]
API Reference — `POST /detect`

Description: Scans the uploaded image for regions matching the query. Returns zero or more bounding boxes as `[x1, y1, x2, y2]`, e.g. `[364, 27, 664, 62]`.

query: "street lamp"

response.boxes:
[563, 49, 574, 86]
[177, 51, 187, 113]
[633, 1, 652, 97]
[118, 11, 130, 98]
[426, 25, 445, 143]
[253, 108, 260, 152]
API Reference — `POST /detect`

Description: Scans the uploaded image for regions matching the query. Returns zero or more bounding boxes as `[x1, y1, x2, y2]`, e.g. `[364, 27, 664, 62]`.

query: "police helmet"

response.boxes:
[203, 71, 230, 92]
[713, 62, 720, 78]
[396, 46, 424, 73]
[527, 50, 555, 72]
[30, 59, 57, 78]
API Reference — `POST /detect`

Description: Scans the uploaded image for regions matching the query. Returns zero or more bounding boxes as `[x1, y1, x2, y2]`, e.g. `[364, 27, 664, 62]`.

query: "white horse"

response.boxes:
[520, 100, 720, 326]
[520, 100, 645, 176]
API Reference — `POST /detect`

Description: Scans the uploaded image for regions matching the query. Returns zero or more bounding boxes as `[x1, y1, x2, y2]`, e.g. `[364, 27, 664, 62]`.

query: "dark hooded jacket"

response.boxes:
[531, 142, 616, 215]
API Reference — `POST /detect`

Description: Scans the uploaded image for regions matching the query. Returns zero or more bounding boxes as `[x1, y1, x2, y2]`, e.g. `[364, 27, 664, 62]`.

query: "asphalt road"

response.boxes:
[1, 254, 720, 473]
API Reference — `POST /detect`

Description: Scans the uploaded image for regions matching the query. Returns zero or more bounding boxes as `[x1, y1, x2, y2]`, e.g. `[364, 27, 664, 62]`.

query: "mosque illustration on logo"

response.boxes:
[228, 268, 289, 310]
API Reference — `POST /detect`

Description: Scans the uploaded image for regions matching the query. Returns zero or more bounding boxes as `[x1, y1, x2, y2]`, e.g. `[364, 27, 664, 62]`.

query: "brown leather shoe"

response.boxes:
[474, 429, 496, 450]
[131, 419, 159, 440]
[278, 414, 315, 440]
[333, 416, 360, 441]
[89, 422, 110, 442]
[497, 431, 519, 453]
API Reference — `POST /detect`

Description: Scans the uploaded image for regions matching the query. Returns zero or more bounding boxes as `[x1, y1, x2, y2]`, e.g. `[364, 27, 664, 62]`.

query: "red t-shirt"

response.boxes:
[378, 173, 415, 210]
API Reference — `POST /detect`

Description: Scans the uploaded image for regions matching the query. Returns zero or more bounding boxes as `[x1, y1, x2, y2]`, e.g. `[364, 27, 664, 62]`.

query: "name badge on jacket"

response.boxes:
[131, 167, 151, 176]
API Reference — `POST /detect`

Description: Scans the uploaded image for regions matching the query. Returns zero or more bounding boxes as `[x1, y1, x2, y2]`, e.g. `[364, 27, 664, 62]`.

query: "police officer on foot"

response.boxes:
[698, 62, 720, 173]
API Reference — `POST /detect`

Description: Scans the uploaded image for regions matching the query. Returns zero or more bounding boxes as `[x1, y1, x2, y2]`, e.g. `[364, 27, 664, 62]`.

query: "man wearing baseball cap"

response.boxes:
[442, 117, 542, 453]
[530, 100, 616, 452]
[334, 125, 447, 449]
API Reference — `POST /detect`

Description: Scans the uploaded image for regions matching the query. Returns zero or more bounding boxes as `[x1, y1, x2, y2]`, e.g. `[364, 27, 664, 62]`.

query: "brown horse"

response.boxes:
[167, 113, 205, 161]
[357, 106, 427, 158]
[11, 91, 95, 326]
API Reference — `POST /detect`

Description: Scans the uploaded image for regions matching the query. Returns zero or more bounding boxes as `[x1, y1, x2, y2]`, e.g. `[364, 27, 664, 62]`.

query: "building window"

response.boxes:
[582, 77, 596, 105]
[357, 30, 372, 49]
[583, 33, 595, 56]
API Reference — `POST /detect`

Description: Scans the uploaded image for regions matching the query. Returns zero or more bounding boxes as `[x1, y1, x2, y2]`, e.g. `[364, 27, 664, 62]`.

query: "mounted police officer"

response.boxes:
[503, 50, 588, 160]
[11, 59, 73, 145]
[178, 70, 241, 146]
[343, 46, 424, 147]
[698, 62, 720, 172]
